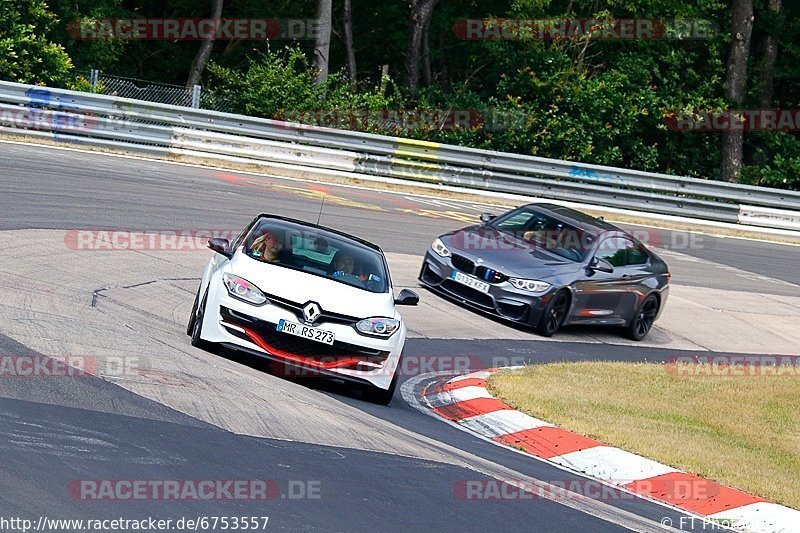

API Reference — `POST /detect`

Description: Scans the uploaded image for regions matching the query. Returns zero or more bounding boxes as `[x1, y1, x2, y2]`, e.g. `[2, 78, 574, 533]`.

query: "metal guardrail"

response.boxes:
[1, 80, 799, 231]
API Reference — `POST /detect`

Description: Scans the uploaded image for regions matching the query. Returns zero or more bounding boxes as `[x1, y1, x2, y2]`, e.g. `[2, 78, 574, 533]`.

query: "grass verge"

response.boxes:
[487, 362, 800, 509]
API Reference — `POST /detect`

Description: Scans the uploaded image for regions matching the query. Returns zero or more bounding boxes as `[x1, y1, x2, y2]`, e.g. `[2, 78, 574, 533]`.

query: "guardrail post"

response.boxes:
[191, 85, 202, 109]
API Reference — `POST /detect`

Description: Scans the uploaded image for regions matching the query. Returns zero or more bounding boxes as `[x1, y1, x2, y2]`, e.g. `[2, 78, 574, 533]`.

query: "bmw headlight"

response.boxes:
[356, 318, 400, 337]
[431, 238, 451, 258]
[509, 278, 552, 294]
[223, 273, 268, 305]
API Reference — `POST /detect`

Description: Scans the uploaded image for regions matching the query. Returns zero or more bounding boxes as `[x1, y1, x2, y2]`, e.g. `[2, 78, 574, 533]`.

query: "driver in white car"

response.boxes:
[331, 250, 357, 278]
[250, 231, 282, 263]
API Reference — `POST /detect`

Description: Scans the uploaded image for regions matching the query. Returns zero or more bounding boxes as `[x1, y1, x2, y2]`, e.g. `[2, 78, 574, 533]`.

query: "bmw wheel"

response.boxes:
[536, 291, 569, 337]
[626, 294, 659, 341]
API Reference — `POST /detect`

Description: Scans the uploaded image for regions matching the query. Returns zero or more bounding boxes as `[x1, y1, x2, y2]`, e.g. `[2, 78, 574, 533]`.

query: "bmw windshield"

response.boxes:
[490, 207, 596, 262]
[241, 218, 390, 294]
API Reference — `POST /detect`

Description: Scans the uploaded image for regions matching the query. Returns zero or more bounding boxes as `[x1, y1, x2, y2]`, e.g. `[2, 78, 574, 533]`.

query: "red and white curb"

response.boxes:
[413, 369, 800, 533]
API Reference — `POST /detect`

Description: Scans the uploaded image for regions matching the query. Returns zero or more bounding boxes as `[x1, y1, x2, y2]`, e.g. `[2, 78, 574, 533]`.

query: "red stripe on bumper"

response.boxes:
[237, 325, 364, 370]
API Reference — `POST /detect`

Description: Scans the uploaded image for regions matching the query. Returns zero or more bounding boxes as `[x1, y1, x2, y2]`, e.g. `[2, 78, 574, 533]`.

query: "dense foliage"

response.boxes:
[2, 0, 798, 189]
[0, 0, 73, 85]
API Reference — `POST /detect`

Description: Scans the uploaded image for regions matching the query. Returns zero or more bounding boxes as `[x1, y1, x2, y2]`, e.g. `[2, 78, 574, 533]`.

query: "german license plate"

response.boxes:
[276, 319, 335, 345]
[451, 270, 491, 293]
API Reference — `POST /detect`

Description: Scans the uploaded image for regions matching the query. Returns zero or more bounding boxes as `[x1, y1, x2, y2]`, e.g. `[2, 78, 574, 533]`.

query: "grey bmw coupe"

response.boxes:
[419, 203, 670, 340]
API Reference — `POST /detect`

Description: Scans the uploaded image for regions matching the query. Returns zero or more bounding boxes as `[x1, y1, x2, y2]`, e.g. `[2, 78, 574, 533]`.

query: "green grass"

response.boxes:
[487, 362, 800, 509]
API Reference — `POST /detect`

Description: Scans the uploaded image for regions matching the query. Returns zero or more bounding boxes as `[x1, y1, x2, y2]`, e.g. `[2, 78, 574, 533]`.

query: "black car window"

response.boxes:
[626, 243, 649, 265]
[595, 237, 630, 267]
[596, 237, 649, 267]
[492, 207, 595, 262]
[495, 210, 537, 231]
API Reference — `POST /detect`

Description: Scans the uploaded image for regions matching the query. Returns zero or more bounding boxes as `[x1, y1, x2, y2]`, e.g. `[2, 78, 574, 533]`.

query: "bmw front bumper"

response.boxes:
[418, 251, 553, 327]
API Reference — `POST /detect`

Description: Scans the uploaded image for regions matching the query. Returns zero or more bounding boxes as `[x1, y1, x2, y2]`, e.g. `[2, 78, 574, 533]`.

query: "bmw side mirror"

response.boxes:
[395, 288, 420, 306]
[208, 238, 233, 259]
[589, 257, 614, 274]
[480, 213, 497, 224]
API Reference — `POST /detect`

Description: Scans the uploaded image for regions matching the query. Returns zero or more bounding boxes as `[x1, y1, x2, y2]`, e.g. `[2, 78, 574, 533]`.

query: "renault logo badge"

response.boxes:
[303, 302, 322, 323]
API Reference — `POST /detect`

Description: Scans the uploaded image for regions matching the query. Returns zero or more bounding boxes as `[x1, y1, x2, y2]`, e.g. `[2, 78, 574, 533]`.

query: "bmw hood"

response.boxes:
[440, 226, 582, 279]
[227, 254, 396, 319]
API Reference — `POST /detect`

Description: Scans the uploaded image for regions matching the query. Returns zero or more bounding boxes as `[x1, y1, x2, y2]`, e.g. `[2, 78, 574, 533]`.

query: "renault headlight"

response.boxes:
[355, 318, 400, 337]
[223, 273, 268, 305]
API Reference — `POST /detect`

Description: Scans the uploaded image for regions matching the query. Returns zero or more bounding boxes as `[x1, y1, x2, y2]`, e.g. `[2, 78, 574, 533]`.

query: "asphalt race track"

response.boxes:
[1, 140, 799, 532]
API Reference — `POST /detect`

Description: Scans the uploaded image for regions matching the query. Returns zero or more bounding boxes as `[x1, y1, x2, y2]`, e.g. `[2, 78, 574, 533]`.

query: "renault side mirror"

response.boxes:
[208, 238, 233, 259]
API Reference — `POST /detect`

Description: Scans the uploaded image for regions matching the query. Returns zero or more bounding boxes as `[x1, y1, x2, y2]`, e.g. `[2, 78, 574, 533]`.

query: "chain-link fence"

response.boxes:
[83, 70, 234, 112]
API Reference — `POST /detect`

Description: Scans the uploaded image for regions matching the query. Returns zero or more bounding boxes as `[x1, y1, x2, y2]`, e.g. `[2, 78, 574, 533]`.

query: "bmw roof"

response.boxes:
[521, 203, 621, 233]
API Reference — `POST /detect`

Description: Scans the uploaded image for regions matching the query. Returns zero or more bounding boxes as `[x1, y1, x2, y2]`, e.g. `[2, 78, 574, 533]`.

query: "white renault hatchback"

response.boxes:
[187, 214, 419, 404]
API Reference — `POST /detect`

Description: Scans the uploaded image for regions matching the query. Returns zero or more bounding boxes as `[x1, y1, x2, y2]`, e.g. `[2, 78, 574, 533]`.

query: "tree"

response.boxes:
[51, 0, 128, 75]
[186, 0, 224, 89]
[13, 0, 797, 190]
[721, 0, 754, 183]
[343, 0, 357, 84]
[207, 46, 400, 119]
[0, 0, 73, 86]
[406, 0, 440, 94]
[313, 0, 333, 84]
[421, 15, 432, 86]
[759, 0, 781, 108]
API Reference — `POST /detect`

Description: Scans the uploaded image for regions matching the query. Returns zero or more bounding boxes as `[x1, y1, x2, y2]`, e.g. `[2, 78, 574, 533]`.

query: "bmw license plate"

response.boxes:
[451, 270, 491, 293]
[277, 319, 335, 346]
